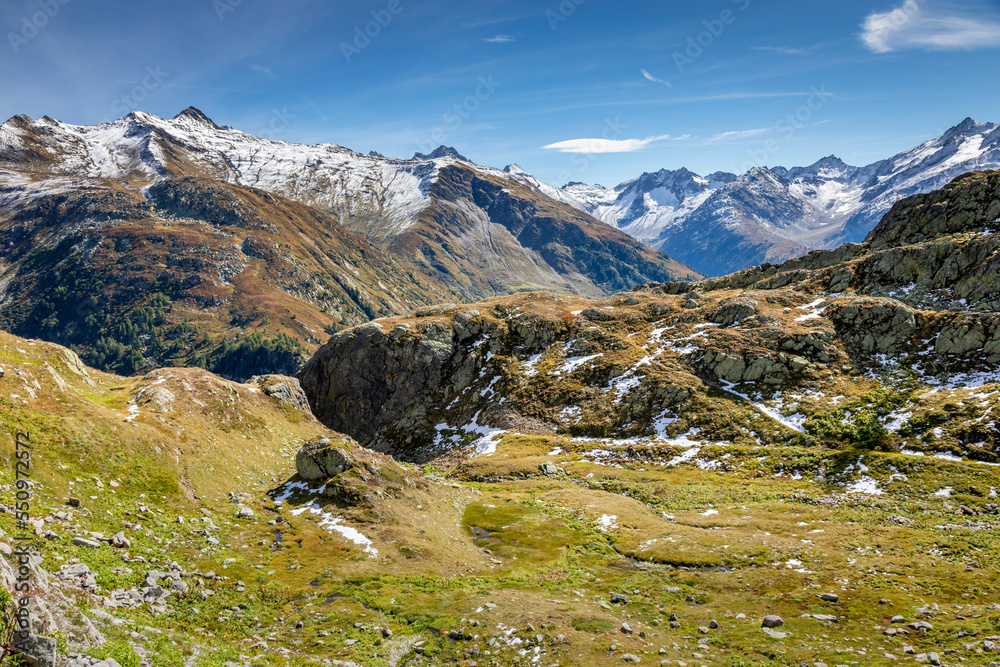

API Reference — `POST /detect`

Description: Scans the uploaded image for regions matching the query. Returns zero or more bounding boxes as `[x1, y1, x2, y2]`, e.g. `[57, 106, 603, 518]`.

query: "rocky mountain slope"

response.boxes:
[0, 176, 446, 379]
[0, 108, 696, 304]
[300, 170, 1000, 466]
[523, 118, 1000, 276]
[4, 173, 1000, 667]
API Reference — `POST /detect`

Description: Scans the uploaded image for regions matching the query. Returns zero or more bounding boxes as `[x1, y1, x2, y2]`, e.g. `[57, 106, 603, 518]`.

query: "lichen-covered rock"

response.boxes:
[708, 297, 757, 326]
[250, 374, 310, 411]
[829, 299, 917, 355]
[867, 171, 1000, 250]
[295, 437, 356, 481]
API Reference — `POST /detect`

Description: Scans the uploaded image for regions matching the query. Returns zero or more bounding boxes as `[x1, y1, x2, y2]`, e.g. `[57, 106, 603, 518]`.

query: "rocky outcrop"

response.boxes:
[251, 374, 310, 411]
[707, 297, 757, 326]
[295, 436, 356, 481]
[828, 299, 918, 356]
[866, 171, 1000, 250]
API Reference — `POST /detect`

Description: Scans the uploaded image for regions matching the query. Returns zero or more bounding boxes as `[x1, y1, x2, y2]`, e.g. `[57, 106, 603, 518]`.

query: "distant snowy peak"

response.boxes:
[511, 117, 999, 272]
[0, 109, 470, 234]
[550, 167, 737, 244]
[173, 106, 219, 125]
[413, 145, 469, 161]
[783, 155, 858, 182]
[500, 163, 593, 210]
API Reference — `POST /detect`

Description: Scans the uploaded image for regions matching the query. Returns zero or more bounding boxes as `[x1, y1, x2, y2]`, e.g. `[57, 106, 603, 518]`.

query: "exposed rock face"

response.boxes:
[829, 299, 917, 356]
[708, 297, 758, 326]
[299, 313, 506, 458]
[867, 170, 1000, 250]
[295, 436, 356, 481]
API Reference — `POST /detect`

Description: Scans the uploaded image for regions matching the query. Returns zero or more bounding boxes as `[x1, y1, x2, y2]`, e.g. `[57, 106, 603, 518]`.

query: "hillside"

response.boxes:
[0, 177, 445, 380]
[5, 172, 1000, 666]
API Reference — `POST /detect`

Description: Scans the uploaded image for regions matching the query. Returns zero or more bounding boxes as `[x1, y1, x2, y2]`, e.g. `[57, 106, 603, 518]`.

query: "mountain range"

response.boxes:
[505, 117, 1000, 275]
[3, 103, 1000, 666]
[0, 108, 694, 377]
[2, 108, 996, 379]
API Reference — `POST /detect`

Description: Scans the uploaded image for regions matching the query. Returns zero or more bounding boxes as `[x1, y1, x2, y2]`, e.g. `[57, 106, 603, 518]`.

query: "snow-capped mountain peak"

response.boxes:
[506, 117, 999, 275]
[172, 106, 221, 128]
[412, 145, 469, 161]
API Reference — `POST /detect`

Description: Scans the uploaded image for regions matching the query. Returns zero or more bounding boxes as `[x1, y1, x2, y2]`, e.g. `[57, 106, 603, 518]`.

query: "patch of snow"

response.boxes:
[846, 476, 883, 495]
[522, 353, 544, 377]
[720, 381, 805, 433]
[596, 515, 617, 532]
[557, 353, 603, 375]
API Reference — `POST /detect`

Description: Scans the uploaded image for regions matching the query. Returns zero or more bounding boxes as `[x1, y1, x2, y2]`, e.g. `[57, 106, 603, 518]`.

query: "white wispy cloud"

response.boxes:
[249, 64, 275, 78]
[641, 68, 672, 87]
[861, 0, 1000, 53]
[541, 135, 686, 154]
[710, 128, 771, 141]
[750, 45, 810, 55]
[485, 34, 516, 43]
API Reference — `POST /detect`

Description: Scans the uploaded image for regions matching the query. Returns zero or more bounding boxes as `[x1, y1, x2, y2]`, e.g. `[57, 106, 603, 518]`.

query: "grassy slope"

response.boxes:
[2, 325, 999, 666]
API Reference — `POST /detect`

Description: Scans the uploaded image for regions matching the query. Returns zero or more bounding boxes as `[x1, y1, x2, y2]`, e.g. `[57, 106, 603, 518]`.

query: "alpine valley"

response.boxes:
[2, 110, 1000, 667]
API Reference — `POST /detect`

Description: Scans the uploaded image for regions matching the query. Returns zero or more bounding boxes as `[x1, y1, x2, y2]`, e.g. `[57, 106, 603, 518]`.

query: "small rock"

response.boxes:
[621, 622, 634, 634]
[819, 593, 839, 603]
[762, 615, 784, 628]
[72, 536, 101, 549]
[611, 592, 629, 604]
[621, 654, 640, 663]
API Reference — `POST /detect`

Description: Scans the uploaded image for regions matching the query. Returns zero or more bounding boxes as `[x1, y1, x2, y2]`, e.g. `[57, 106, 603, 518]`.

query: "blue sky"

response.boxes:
[1, 0, 998, 185]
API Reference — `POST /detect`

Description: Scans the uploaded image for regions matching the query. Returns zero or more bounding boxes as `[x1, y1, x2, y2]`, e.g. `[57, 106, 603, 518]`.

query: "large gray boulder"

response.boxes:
[295, 437, 355, 482]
